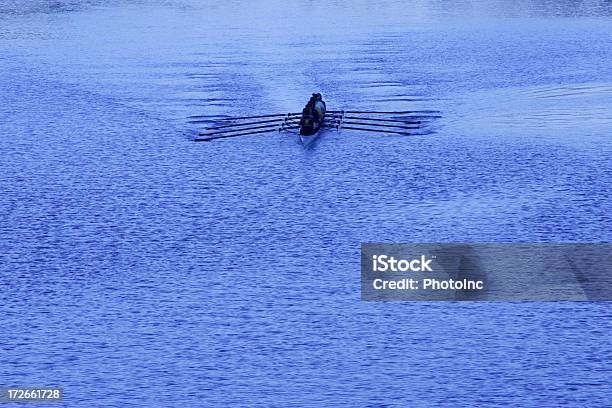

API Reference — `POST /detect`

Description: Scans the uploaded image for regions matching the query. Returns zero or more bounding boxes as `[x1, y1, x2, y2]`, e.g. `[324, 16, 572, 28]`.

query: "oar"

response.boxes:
[187, 114, 233, 119]
[199, 118, 286, 129]
[326, 115, 420, 124]
[327, 113, 439, 121]
[326, 124, 412, 136]
[196, 126, 298, 142]
[211, 113, 301, 121]
[199, 123, 286, 136]
[326, 120, 419, 130]
[196, 128, 278, 142]
[328, 110, 440, 114]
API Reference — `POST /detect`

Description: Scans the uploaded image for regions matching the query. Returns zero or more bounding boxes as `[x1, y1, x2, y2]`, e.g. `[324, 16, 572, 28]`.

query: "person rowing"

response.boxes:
[299, 93, 326, 137]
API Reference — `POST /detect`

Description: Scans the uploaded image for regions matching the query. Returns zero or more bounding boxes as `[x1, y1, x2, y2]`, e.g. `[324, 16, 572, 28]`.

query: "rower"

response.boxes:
[310, 93, 325, 122]
[300, 107, 314, 129]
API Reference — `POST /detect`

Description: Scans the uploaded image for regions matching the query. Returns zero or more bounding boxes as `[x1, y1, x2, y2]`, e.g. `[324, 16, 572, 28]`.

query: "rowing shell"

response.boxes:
[299, 94, 326, 146]
[299, 131, 321, 146]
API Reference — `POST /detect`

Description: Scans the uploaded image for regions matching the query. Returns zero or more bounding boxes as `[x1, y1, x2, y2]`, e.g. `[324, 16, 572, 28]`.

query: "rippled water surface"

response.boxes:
[1, 1, 611, 406]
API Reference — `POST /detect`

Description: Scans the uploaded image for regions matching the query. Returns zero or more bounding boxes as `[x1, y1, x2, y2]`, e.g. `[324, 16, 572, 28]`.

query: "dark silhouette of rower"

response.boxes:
[299, 93, 326, 135]
[309, 93, 323, 122]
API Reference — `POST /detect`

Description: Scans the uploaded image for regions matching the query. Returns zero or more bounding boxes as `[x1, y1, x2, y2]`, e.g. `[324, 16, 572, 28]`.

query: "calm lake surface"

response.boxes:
[1, 1, 611, 406]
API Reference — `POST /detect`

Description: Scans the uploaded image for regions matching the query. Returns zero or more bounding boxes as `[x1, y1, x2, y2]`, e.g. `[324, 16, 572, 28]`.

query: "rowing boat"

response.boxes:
[299, 93, 326, 145]
[193, 93, 436, 143]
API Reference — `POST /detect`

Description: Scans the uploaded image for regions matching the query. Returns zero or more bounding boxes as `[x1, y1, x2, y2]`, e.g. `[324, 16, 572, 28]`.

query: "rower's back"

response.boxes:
[307, 93, 325, 121]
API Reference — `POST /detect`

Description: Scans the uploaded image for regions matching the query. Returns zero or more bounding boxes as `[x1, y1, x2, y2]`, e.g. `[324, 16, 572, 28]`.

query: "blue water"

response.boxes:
[1, 1, 611, 406]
